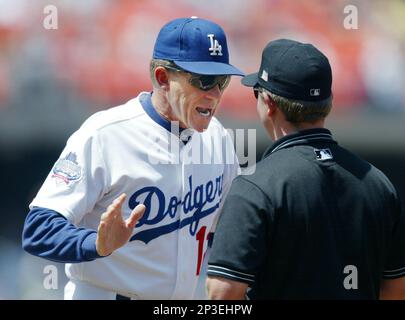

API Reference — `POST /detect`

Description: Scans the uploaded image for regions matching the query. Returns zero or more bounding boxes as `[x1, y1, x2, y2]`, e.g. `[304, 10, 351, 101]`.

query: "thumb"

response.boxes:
[126, 204, 146, 229]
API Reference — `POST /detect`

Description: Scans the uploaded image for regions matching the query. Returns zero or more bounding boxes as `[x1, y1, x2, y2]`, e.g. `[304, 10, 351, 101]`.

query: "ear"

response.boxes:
[262, 92, 277, 117]
[154, 66, 170, 90]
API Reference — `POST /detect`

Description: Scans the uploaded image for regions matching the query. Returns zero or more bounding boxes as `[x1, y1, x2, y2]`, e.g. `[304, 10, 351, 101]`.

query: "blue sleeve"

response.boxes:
[22, 207, 103, 263]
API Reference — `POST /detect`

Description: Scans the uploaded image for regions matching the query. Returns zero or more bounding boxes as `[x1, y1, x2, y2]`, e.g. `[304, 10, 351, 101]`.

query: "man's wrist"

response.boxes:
[81, 232, 106, 260]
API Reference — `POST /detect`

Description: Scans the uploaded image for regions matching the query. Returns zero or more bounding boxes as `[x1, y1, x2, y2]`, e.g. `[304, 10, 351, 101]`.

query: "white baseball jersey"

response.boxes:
[30, 92, 239, 299]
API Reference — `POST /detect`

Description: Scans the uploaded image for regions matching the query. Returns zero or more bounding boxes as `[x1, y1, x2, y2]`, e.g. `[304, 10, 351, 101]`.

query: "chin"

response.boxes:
[194, 121, 211, 132]
[193, 126, 206, 133]
[188, 118, 210, 132]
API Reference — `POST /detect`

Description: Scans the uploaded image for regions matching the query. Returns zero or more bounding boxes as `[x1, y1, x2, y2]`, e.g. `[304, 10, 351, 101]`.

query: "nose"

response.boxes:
[204, 84, 222, 100]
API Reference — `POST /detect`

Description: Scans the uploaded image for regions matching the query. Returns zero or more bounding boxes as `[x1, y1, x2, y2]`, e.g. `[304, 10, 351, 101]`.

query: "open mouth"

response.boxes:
[196, 107, 212, 117]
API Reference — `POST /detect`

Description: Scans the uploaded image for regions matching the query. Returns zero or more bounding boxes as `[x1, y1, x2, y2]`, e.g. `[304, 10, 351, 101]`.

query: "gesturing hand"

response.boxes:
[96, 193, 145, 256]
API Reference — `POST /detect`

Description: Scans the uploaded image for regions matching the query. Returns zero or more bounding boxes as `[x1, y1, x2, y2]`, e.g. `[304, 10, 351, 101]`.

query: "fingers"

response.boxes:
[111, 193, 126, 212]
[126, 204, 146, 229]
[114, 193, 127, 204]
[100, 194, 144, 230]
[101, 193, 126, 221]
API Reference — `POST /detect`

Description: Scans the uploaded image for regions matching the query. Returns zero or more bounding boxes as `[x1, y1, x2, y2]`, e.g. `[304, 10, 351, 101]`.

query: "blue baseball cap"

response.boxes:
[242, 39, 332, 101]
[153, 17, 244, 76]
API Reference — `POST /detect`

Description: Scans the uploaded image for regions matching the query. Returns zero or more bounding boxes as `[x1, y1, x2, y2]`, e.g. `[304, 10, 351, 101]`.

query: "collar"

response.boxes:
[139, 92, 193, 143]
[262, 128, 337, 159]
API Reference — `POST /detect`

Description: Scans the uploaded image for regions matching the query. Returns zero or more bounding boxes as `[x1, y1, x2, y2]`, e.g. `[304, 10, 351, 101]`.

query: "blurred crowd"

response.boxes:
[0, 0, 405, 149]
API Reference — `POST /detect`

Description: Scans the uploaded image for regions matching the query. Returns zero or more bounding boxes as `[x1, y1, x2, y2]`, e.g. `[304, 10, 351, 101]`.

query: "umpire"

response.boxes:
[206, 39, 405, 299]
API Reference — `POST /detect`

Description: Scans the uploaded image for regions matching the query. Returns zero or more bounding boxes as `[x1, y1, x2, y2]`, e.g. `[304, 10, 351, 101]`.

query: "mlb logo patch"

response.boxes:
[314, 148, 333, 161]
[310, 88, 321, 96]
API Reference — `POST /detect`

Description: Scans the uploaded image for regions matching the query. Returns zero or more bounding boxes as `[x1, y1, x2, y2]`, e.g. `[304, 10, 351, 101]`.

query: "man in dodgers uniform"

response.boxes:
[22, 17, 244, 299]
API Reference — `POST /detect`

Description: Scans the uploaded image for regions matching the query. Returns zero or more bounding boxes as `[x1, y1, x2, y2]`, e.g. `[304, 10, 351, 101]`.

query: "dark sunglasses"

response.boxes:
[165, 65, 230, 91]
[253, 87, 264, 99]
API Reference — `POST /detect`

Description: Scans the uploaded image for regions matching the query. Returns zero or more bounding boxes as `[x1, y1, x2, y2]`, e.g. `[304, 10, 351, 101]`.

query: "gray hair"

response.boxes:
[150, 59, 179, 88]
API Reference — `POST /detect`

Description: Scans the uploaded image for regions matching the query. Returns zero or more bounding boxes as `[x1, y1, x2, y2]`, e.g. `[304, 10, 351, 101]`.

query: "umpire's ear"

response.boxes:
[154, 66, 170, 91]
[262, 91, 277, 117]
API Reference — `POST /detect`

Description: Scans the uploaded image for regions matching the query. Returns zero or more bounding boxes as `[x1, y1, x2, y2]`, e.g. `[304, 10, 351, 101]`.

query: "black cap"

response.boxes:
[242, 39, 332, 101]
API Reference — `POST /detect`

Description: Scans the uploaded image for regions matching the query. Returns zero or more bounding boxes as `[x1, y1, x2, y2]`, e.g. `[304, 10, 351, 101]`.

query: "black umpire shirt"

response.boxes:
[207, 128, 405, 299]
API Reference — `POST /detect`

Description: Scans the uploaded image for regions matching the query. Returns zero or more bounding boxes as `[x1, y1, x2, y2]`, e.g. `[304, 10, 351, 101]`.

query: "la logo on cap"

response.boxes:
[208, 34, 223, 56]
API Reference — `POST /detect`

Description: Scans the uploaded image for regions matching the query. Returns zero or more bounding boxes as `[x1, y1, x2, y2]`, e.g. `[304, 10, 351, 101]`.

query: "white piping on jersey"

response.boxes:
[207, 265, 255, 283]
[208, 265, 255, 277]
[208, 269, 255, 283]
[384, 265, 405, 273]
[383, 269, 405, 278]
